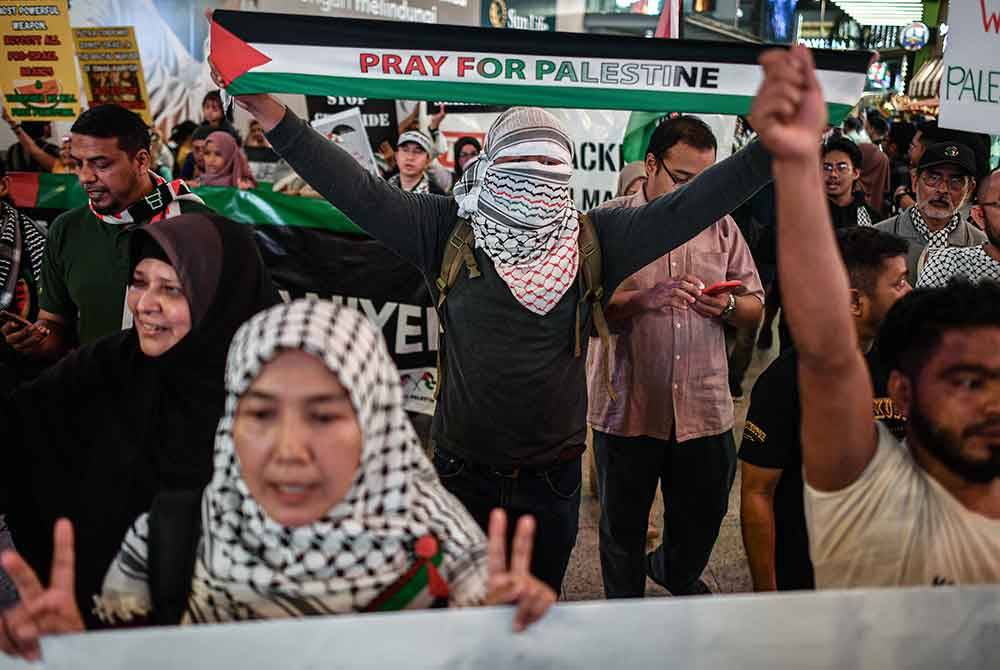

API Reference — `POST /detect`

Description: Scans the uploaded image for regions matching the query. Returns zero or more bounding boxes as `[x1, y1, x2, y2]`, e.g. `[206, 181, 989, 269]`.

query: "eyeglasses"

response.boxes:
[658, 159, 694, 185]
[919, 171, 970, 192]
[822, 161, 853, 175]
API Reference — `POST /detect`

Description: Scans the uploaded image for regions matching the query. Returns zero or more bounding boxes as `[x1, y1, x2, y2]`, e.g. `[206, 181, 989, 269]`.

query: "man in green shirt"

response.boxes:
[2, 105, 211, 359]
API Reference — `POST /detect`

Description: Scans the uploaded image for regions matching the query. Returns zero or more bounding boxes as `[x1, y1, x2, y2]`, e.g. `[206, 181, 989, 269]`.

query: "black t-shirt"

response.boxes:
[827, 192, 878, 229]
[740, 346, 905, 590]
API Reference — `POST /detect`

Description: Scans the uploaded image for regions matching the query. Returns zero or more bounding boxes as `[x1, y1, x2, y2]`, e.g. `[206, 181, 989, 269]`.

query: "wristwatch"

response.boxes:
[719, 292, 737, 321]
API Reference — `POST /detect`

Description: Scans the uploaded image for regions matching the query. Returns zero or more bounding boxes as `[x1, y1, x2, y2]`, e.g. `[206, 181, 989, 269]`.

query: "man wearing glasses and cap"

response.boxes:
[918, 168, 1000, 288]
[874, 142, 984, 285]
[388, 130, 446, 195]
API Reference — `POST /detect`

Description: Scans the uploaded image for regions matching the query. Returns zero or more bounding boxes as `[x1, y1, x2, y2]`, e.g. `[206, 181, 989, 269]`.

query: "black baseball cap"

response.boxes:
[918, 142, 976, 176]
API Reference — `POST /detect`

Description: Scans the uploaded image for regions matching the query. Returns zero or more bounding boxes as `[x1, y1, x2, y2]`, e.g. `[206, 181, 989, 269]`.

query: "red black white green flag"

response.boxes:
[209, 10, 870, 120]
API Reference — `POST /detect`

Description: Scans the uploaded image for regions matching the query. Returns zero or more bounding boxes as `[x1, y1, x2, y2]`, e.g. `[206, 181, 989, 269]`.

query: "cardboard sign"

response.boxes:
[938, 0, 1000, 134]
[72, 26, 152, 124]
[0, 0, 80, 120]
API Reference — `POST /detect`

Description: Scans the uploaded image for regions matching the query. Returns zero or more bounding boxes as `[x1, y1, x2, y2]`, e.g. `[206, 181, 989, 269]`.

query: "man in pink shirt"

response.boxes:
[587, 116, 764, 597]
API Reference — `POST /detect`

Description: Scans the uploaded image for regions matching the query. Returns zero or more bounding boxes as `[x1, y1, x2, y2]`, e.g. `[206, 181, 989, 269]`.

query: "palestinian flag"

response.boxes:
[210, 10, 870, 120]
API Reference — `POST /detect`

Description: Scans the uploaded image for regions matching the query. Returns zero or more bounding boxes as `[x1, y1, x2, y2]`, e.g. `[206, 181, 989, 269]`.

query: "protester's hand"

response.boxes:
[378, 140, 396, 169]
[691, 291, 730, 319]
[237, 178, 255, 190]
[0, 520, 85, 662]
[398, 107, 420, 134]
[1, 319, 50, 354]
[484, 509, 556, 633]
[429, 105, 447, 131]
[750, 45, 828, 162]
[641, 275, 704, 312]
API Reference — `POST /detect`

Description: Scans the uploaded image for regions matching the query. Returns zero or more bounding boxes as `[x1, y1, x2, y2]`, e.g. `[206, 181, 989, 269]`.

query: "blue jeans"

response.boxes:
[593, 430, 736, 598]
[433, 449, 581, 594]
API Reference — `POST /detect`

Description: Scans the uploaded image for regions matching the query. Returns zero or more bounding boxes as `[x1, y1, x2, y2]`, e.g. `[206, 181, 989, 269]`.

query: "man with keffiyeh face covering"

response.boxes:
[219, 55, 778, 591]
[1, 105, 213, 363]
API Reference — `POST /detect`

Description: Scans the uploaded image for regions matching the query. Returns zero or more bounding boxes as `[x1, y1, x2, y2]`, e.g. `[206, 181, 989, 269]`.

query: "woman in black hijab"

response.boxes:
[450, 136, 481, 188]
[0, 213, 279, 626]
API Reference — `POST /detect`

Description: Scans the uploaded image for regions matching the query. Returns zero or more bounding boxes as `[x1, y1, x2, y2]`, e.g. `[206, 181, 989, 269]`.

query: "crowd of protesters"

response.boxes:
[0, 36, 998, 663]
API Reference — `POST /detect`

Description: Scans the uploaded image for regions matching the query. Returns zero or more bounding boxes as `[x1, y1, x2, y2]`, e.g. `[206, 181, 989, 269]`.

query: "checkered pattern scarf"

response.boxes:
[389, 172, 431, 194]
[910, 207, 962, 249]
[453, 107, 578, 315]
[97, 299, 487, 624]
[0, 201, 45, 310]
[89, 171, 204, 226]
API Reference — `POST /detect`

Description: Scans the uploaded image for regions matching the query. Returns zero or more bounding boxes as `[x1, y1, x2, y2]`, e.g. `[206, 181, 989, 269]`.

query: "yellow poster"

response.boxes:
[73, 26, 152, 124]
[0, 0, 80, 120]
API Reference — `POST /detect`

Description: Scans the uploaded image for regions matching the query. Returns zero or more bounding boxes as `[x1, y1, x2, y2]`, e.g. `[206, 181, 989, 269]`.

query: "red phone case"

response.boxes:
[703, 280, 742, 296]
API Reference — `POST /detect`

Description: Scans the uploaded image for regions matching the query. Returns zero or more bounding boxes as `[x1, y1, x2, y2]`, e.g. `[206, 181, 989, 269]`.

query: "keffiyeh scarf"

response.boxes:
[453, 107, 579, 316]
[97, 299, 487, 623]
[389, 172, 431, 194]
[0, 201, 45, 310]
[89, 171, 204, 226]
[911, 207, 961, 249]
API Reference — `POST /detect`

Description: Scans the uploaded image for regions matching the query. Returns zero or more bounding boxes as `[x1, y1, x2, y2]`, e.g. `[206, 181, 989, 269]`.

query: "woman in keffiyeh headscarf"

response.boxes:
[0, 300, 554, 661]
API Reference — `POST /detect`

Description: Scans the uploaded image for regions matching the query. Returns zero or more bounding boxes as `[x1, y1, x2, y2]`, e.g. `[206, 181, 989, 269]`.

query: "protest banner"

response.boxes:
[938, 0, 1000, 134]
[0, 0, 80, 120]
[72, 26, 152, 124]
[209, 10, 869, 120]
[1, 586, 995, 669]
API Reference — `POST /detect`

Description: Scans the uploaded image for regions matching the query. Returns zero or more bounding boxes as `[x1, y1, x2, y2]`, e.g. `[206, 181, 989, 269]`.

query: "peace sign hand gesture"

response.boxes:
[0, 519, 85, 662]
[484, 509, 556, 633]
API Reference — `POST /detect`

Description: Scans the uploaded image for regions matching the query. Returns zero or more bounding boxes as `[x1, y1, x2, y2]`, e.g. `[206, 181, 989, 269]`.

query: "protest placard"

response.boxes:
[0, 0, 80, 120]
[72, 26, 152, 124]
[938, 0, 1000, 134]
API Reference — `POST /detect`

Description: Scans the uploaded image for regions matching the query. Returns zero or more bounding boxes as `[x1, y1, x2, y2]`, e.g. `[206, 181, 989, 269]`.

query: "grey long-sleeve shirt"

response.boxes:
[267, 110, 772, 466]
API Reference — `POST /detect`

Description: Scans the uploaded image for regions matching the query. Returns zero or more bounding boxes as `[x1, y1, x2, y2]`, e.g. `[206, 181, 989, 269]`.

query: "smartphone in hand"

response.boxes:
[0, 310, 32, 330]
[702, 280, 743, 297]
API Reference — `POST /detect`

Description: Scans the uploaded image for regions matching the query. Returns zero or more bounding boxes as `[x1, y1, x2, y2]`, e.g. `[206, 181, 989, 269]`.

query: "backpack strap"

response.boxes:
[433, 220, 480, 400]
[577, 213, 616, 401]
[148, 488, 204, 626]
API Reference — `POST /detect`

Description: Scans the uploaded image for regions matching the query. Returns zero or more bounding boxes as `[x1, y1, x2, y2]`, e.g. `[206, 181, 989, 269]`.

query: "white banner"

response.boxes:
[938, 0, 1000, 134]
[2, 587, 997, 669]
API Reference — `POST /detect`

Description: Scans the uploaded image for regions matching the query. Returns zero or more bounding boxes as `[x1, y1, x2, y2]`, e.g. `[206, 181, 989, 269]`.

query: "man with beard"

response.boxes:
[822, 137, 878, 228]
[918, 170, 1000, 288]
[756, 45, 1000, 588]
[1, 105, 210, 361]
[874, 142, 984, 285]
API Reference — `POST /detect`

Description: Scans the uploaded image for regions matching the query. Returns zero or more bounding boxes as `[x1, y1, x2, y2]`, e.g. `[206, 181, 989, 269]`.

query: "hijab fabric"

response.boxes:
[451, 136, 481, 184]
[453, 107, 579, 316]
[200, 131, 256, 188]
[98, 299, 488, 623]
[616, 161, 647, 198]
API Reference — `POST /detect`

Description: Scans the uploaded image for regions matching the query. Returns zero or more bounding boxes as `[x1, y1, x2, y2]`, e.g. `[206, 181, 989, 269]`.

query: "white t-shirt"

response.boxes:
[805, 422, 1000, 588]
